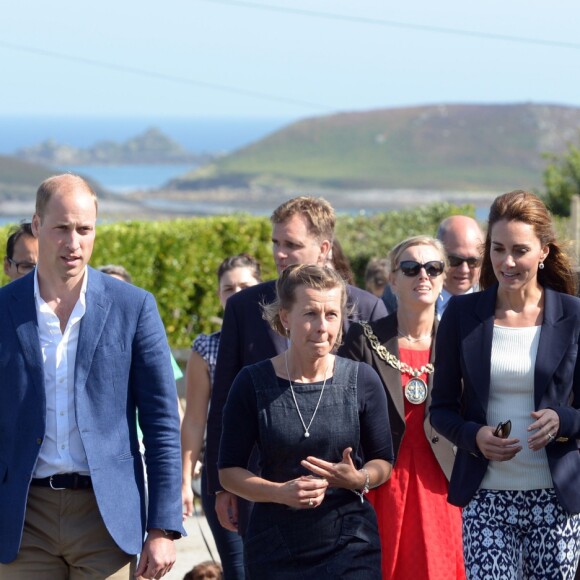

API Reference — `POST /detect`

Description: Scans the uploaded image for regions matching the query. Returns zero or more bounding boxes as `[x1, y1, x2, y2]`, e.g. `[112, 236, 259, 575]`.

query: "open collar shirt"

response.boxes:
[33, 268, 90, 477]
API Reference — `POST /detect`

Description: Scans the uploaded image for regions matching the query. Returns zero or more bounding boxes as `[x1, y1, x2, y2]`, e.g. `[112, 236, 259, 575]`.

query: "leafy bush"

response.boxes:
[540, 141, 580, 217]
[337, 203, 474, 286]
[0, 203, 474, 347]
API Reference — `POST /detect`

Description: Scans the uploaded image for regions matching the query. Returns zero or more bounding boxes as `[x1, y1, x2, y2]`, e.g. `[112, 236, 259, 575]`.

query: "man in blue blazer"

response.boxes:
[204, 196, 388, 536]
[0, 175, 184, 578]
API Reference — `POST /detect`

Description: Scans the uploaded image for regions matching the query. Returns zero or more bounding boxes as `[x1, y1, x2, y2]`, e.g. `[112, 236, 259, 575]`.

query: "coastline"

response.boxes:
[0, 187, 499, 224]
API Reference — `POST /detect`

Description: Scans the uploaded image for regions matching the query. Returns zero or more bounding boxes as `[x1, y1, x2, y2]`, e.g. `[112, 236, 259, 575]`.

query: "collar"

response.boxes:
[34, 267, 89, 303]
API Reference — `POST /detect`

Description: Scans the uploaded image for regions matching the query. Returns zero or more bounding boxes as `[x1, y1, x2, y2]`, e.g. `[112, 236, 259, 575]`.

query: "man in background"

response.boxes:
[0, 174, 183, 579]
[3, 222, 38, 281]
[436, 215, 484, 317]
[205, 196, 388, 538]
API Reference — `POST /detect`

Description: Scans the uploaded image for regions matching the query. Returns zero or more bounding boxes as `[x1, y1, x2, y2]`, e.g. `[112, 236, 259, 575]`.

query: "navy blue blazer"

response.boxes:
[430, 285, 580, 514]
[205, 279, 388, 495]
[0, 268, 184, 563]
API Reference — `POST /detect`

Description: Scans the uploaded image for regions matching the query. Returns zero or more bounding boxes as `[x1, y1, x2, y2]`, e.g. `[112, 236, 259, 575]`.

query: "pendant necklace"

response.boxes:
[284, 350, 329, 438]
[360, 321, 433, 405]
[397, 329, 433, 343]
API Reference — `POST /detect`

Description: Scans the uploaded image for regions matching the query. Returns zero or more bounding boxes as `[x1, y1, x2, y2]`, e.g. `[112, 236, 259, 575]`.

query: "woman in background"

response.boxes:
[431, 190, 580, 578]
[340, 236, 465, 579]
[181, 253, 262, 580]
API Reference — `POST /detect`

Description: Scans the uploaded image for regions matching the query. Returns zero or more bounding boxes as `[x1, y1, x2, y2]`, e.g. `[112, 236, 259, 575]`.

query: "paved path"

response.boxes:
[166, 512, 220, 579]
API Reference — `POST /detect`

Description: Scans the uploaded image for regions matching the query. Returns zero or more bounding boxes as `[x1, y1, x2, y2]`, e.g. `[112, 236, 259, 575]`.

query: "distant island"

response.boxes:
[169, 103, 580, 192]
[5, 103, 580, 219]
[15, 127, 217, 166]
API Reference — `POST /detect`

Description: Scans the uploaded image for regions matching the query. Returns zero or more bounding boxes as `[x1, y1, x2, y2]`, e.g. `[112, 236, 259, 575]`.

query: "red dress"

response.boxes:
[368, 348, 465, 579]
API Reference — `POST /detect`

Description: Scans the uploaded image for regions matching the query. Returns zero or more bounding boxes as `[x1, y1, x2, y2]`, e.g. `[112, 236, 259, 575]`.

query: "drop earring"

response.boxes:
[538, 262, 545, 270]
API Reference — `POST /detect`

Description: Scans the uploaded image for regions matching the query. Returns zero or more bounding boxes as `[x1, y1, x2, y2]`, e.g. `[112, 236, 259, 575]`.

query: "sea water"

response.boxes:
[55, 164, 198, 193]
[0, 116, 290, 193]
[0, 116, 290, 154]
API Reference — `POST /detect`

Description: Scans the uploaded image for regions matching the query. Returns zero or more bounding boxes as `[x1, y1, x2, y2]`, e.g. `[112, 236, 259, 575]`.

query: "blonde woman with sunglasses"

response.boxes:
[340, 235, 465, 580]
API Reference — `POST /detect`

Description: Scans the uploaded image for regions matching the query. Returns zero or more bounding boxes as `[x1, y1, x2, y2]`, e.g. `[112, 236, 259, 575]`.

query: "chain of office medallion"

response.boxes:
[359, 321, 434, 376]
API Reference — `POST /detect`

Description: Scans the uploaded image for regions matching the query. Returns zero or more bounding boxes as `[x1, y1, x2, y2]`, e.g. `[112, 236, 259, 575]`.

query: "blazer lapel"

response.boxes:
[369, 317, 406, 423]
[460, 285, 497, 412]
[9, 276, 45, 401]
[261, 281, 288, 355]
[534, 288, 574, 408]
[425, 319, 438, 410]
[75, 269, 113, 393]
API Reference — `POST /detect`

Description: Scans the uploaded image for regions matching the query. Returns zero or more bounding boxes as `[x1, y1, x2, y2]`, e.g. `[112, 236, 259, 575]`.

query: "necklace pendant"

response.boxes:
[404, 377, 428, 404]
[304, 431, 310, 438]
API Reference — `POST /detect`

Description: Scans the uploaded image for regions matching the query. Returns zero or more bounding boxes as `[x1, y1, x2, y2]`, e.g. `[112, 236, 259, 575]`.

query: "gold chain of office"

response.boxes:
[359, 321, 434, 378]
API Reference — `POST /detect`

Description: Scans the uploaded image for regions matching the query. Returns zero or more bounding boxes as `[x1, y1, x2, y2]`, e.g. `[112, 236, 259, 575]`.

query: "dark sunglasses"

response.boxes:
[448, 255, 481, 269]
[493, 419, 512, 439]
[397, 260, 445, 278]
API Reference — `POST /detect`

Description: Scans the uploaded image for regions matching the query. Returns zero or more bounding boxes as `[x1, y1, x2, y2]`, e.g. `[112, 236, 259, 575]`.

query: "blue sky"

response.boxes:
[2, 0, 580, 120]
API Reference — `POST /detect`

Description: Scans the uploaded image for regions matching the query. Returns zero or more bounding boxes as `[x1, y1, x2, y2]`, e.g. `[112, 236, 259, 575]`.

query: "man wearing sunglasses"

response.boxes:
[3, 222, 38, 282]
[436, 215, 484, 317]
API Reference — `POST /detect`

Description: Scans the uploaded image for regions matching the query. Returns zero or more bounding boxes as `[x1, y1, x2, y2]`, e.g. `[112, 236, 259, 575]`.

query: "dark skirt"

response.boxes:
[244, 489, 381, 580]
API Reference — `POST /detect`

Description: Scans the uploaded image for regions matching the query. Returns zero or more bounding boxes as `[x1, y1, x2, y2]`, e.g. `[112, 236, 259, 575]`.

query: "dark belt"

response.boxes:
[31, 473, 92, 490]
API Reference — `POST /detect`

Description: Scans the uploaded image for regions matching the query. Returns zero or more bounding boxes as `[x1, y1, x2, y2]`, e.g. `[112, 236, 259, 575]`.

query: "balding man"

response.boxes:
[0, 175, 184, 579]
[436, 215, 484, 317]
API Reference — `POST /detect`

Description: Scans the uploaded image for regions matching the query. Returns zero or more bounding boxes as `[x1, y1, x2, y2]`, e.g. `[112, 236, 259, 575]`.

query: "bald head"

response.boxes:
[32, 174, 98, 287]
[35, 174, 98, 222]
[437, 215, 484, 296]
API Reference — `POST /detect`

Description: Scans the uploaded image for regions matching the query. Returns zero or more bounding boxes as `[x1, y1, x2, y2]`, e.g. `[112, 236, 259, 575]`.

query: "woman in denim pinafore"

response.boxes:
[219, 265, 394, 580]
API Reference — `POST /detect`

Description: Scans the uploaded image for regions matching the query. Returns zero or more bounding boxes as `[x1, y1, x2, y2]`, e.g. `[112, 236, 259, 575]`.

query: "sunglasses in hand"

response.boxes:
[493, 420, 512, 439]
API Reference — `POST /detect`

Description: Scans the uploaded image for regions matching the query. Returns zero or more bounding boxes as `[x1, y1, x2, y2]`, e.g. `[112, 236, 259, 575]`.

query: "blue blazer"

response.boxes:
[205, 279, 388, 495]
[0, 268, 185, 564]
[430, 285, 580, 514]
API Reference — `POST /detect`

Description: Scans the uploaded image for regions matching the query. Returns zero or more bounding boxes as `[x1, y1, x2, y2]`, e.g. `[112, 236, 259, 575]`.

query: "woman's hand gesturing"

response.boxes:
[301, 447, 365, 491]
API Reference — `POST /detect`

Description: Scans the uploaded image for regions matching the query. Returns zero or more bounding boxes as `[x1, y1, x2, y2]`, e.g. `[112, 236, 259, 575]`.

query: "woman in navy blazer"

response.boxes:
[430, 190, 580, 579]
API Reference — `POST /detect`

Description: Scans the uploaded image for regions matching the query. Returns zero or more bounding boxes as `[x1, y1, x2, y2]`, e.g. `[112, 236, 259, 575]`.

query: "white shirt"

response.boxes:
[480, 325, 552, 491]
[436, 286, 477, 319]
[33, 268, 90, 477]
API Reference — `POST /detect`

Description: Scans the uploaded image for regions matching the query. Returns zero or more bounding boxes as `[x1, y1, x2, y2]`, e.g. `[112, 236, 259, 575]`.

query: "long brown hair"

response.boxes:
[479, 190, 576, 295]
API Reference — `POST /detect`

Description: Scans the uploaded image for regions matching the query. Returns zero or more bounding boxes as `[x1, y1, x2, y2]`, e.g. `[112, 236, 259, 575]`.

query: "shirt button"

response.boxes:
[60, 411, 64, 416]
[61, 445, 66, 450]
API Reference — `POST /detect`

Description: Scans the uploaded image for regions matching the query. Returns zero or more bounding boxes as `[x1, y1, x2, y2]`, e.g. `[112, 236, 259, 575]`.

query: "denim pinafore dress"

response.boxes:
[243, 356, 382, 580]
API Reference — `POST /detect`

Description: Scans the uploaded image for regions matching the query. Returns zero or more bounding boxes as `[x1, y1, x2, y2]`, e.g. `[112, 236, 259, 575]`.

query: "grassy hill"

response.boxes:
[0, 155, 55, 186]
[0, 155, 110, 202]
[171, 103, 580, 192]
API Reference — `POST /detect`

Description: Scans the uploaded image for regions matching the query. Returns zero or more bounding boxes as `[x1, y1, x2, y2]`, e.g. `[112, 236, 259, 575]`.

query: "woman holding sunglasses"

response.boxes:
[340, 235, 465, 579]
[431, 191, 580, 578]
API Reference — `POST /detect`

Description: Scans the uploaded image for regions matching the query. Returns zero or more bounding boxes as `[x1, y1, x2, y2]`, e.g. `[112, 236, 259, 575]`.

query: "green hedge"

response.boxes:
[0, 202, 473, 347]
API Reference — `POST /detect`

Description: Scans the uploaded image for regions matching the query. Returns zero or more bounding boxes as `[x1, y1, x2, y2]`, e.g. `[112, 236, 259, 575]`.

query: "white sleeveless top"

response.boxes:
[480, 325, 553, 491]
